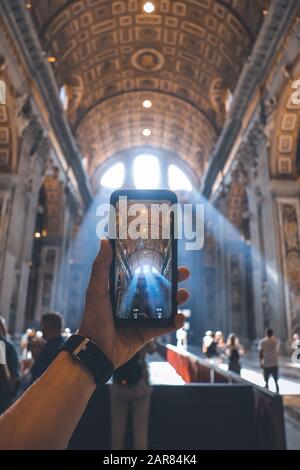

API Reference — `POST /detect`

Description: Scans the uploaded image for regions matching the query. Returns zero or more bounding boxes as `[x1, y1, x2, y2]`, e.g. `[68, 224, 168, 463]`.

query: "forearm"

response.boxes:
[0, 352, 96, 450]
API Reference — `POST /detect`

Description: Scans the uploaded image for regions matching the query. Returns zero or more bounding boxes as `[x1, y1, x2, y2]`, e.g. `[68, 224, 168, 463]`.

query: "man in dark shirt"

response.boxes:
[30, 312, 66, 383]
[0, 316, 20, 395]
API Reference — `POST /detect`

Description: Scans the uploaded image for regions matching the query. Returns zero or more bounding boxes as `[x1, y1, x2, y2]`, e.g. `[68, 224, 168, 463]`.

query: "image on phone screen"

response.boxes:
[111, 193, 176, 323]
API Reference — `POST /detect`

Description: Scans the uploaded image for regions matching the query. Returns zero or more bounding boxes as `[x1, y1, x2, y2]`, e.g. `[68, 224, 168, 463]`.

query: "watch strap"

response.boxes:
[61, 335, 114, 385]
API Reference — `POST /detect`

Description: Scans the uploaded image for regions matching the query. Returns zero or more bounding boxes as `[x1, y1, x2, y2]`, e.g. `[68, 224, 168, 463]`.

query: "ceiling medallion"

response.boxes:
[131, 48, 165, 72]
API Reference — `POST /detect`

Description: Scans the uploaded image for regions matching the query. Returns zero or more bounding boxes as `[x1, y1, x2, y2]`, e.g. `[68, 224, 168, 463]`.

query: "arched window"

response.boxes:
[168, 165, 192, 192]
[225, 89, 233, 113]
[101, 162, 125, 189]
[133, 154, 160, 189]
[0, 80, 6, 105]
[59, 85, 69, 111]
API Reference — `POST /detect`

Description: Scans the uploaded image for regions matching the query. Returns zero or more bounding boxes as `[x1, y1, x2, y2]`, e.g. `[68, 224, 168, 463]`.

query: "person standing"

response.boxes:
[202, 330, 212, 355]
[259, 328, 280, 393]
[0, 339, 12, 414]
[110, 342, 155, 450]
[225, 333, 244, 375]
[0, 316, 20, 399]
[29, 312, 66, 384]
[215, 331, 226, 357]
[291, 332, 300, 364]
[291, 332, 300, 351]
[203, 331, 218, 359]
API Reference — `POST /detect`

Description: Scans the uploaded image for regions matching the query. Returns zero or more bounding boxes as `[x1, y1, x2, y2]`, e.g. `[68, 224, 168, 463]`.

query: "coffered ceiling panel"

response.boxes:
[76, 91, 216, 182]
[30, 0, 265, 181]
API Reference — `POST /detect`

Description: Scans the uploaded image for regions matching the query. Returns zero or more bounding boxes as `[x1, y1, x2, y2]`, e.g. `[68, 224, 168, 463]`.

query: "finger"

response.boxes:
[89, 239, 113, 294]
[177, 267, 190, 283]
[177, 288, 189, 305]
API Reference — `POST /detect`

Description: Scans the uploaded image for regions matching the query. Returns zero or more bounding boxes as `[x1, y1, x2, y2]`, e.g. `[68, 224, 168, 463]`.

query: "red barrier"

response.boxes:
[167, 348, 192, 383]
[161, 342, 286, 449]
[166, 345, 211, 383]
[214, 369, 230, 383]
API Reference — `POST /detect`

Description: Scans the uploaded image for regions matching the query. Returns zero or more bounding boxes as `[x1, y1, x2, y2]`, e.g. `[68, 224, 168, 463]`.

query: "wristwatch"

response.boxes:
[61, 335, 114, 385]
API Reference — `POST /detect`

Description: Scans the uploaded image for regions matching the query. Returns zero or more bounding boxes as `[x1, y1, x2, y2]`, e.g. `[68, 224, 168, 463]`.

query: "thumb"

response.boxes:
[88, 239, 113, 295]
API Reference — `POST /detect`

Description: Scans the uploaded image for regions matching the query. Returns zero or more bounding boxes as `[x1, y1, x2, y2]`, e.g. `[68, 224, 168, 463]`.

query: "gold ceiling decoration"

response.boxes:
[131, 48, 165, 72]
[30, 0, 265, 182]
[76, 91, 216, 183]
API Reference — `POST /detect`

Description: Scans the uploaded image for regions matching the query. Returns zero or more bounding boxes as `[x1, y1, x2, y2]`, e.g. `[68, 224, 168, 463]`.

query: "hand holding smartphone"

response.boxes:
[109, 190, 177, 328]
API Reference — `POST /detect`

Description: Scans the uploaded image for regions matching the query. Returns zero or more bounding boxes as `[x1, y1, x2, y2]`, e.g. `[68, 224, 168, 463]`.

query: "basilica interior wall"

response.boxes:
[204, 24, 300, 346]
[0, 19, 83, 334]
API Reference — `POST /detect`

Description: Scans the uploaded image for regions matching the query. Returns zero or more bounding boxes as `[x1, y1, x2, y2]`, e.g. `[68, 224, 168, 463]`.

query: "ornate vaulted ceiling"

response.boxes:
[30, 0, 265, 184]
[76, 91, 216, 180]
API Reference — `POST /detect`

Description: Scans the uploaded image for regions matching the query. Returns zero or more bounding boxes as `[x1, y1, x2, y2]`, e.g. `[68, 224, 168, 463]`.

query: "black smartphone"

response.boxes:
[109, 189, 177, 327]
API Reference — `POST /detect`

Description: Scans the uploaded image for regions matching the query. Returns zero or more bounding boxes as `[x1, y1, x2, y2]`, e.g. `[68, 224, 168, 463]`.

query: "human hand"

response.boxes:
[78, 239, 190, 368]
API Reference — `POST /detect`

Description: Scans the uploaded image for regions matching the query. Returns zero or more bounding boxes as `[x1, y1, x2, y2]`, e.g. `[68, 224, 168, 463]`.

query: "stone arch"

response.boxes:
[270, 56, 300, 337]
[270, 56, 300, 178]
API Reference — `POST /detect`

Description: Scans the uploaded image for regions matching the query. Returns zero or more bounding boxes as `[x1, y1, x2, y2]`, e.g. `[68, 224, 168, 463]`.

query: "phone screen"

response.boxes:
[110, 191, 177, 326]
